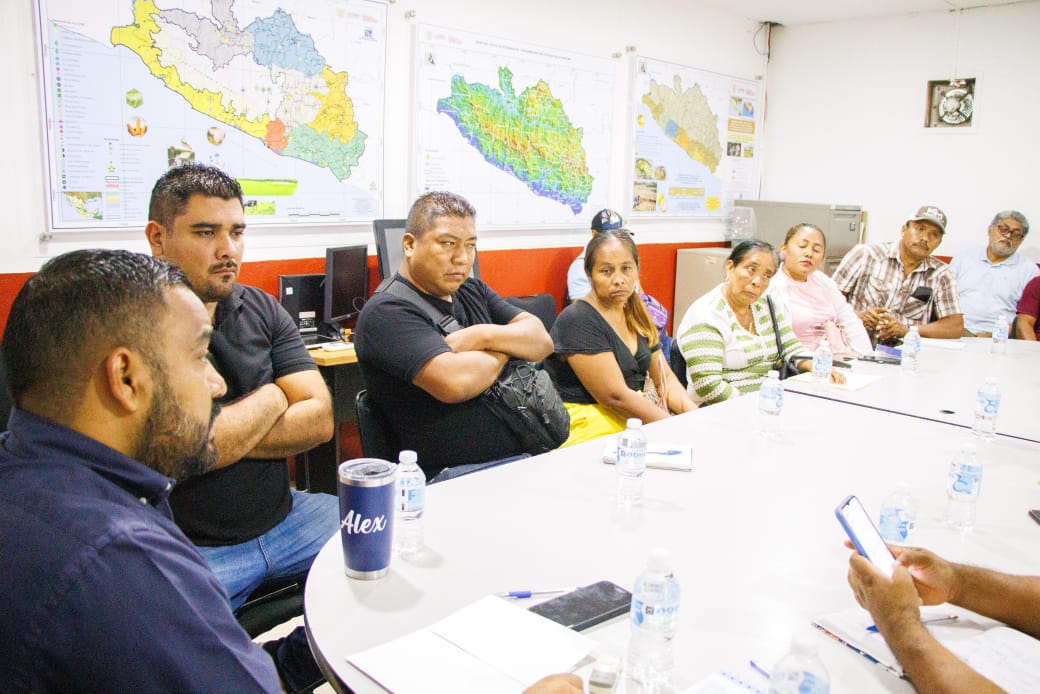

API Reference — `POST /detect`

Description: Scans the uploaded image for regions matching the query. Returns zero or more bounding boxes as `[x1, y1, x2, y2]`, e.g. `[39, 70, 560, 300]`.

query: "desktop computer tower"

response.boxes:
[278, 274, 325, 337]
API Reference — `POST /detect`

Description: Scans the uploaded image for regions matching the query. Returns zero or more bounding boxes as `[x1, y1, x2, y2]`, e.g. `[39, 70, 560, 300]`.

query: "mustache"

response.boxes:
[209, 260, 238, 273]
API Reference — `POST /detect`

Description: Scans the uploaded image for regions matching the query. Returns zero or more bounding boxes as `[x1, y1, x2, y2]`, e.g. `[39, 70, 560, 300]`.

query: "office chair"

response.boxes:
[504, 293, 557, 333]
[668, 339, 688, 389]
[234, 571, 310, 638]
[355, 389, 400, 461]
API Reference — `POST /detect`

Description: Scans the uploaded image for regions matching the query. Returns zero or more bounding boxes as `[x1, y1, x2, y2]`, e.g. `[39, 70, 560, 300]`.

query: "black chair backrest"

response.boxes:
[355, 389, 399, 461]
[504, 294, 557, 334]
[668, 338, 688, 389]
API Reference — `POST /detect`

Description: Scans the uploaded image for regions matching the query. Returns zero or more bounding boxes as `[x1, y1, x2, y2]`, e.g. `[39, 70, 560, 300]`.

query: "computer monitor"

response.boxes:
[372, 218, 480, 280]
[323, 244, 369, 335]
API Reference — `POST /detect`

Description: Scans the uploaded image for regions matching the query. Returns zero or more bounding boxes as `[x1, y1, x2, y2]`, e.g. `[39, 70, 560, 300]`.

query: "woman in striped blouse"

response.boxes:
[676, 239, 843, 406]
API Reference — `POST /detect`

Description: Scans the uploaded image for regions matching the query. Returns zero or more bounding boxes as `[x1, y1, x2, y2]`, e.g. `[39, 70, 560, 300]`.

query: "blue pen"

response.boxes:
[650, 449, 683, 455]
[867, 614, 958, 633]
[495, 586, 578, 599]
[749, 660, 771, 680]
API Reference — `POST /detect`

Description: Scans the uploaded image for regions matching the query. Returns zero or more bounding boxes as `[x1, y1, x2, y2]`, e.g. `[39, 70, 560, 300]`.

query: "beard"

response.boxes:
[135, 372, 221, 481]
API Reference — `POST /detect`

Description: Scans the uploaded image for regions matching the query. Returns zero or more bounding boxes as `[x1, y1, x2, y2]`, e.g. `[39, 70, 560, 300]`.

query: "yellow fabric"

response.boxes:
[560, 402, 629, 448]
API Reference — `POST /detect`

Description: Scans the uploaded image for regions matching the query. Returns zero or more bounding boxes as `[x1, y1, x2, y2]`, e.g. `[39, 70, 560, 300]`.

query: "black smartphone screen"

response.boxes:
[528, 580, 632, 631]
[1029, 510, 1040, 526]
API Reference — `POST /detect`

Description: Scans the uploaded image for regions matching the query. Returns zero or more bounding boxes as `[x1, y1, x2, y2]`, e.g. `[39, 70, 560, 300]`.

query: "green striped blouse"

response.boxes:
[676, 284, 807, 406]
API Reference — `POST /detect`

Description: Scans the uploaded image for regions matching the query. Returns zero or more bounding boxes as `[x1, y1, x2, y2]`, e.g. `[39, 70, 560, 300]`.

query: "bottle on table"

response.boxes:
[758, 369, 783, 437]
[627, 547, 680, 689]
[811, 338, 832, 387]
[972, 377, 1001, 439]
[616, 418, 647, 506]
[769, 634, 831, 694]
[878, 483, 917, 543]
[946, 441, 982, 532]
[992, 312, 1009, 354]
[393, 450, 426, 555]
[901, 325, 921, 373]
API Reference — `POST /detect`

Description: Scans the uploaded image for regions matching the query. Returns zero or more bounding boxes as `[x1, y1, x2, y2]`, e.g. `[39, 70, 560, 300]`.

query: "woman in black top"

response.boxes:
[545, 230, 696, 446]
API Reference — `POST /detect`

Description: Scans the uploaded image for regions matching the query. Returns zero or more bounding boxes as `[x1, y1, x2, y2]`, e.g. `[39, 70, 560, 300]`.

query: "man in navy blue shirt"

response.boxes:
[0, 250, 282, 690]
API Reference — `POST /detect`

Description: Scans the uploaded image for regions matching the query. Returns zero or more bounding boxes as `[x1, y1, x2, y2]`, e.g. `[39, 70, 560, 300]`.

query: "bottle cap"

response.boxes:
[648, 547, 671, 571]
[767, 369, 779, 378]
[398, 450, 418, 464]
[984, 376, 997, 385]
[959, 441, 978, 454]
[819, 338, 829, 347]
[626, 418, 643, 429]
[895, 481, 913, 493]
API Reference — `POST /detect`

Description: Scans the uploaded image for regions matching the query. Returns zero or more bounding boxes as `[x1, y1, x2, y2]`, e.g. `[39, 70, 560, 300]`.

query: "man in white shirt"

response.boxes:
[950, 210, 1038, 336]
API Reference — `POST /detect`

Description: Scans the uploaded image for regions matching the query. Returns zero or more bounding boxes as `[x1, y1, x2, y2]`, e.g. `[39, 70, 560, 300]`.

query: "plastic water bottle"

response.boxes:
[901, 325, 921, 373]
[393, 450, 426, 554]
[769, 634, 830, 694]
[627, 548, 680, 688]
[758, 369, 783, 437]
[971, 377, 1001, 439]
[946, 442, 982, 531]
[811, 338, 833, 387]
[616, 418, 647, 506]
[992, 313, 1009, 354]
[878, 483, 917, 543]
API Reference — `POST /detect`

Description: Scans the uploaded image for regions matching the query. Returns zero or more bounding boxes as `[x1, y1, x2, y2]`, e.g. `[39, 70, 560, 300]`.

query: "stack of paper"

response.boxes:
[348, 595, 595, 693]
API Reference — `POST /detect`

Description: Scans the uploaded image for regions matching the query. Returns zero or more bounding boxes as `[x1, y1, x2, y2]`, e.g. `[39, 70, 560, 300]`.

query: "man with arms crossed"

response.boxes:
[950, 210, 1038, 336]
[0, 250, 283, 690]
[146, 163, 337, 609]
[832, 205, 963, 342]
[355, 191, 553, 480]
[847, 543, 1040, 692]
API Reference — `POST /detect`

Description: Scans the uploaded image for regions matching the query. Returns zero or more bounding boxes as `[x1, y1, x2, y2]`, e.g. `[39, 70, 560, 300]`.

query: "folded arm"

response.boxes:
[246, 370, 334, 460]
[566, 351, 669, 423]
[648, 348, 696, 414]
[444, 312, 553, 362]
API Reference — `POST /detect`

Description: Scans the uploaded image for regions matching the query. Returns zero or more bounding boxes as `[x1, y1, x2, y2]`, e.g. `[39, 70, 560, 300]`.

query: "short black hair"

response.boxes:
[729, 239, 777, 268]
[405, 191, 476, 238]
[148, 162, 243, 229]
[1, 250, 190, 417]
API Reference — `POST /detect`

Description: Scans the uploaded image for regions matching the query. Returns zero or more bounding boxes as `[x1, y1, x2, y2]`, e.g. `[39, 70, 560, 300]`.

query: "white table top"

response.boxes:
[305, 393, 1040, 693]
[783, 337, 1040, 443]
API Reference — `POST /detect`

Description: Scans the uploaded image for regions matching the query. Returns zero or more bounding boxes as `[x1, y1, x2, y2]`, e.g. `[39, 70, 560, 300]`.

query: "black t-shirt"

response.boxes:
[354, 275, 524, 478]
[545, 300, 657, 404]
[170, 284, 317, 546]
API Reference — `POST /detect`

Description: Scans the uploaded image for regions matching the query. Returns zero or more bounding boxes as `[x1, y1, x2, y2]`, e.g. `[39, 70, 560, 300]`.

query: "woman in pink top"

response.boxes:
[768, 223, 873, 357]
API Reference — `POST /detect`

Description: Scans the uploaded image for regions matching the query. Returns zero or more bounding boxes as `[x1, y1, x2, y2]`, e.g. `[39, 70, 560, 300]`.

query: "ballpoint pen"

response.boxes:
[867, 614, 958, 633]
[495, 586, 579, 599]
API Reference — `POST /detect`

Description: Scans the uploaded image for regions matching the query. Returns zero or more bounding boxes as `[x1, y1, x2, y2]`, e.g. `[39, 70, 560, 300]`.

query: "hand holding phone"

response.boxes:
[836, 495, 897, 578]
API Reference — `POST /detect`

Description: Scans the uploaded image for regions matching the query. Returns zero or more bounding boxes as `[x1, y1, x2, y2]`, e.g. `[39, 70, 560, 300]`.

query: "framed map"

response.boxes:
[36, 0, 387, 231]
[629, 56, 760, 218]
[413, 23, 614, 228]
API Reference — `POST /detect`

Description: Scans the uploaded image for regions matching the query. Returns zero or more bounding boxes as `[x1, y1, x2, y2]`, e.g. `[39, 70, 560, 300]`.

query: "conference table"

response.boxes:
[304, 373, 1040, 692]
[784, 337, 1040, 443]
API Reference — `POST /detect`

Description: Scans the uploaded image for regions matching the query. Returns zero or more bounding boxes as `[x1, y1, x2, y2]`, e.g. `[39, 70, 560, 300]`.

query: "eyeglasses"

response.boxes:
[994, 224, 1025, 241]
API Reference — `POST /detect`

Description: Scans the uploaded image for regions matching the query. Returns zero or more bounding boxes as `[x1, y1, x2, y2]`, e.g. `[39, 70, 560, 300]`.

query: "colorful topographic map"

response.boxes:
[642, 75, 722, 173]
[111, 0, 366, 181]
[436, 67, 593, 214]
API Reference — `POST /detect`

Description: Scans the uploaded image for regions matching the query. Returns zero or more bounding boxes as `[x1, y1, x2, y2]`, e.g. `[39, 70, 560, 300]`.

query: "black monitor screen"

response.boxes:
[323, 245, 369, 330]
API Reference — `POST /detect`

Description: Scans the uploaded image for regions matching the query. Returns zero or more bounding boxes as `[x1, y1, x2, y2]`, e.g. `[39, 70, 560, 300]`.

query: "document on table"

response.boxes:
[786, 371, 881, 391]
[348, 595, 595, 693]
[601, 438, 693, 471]
[814, 606, 1040, 691]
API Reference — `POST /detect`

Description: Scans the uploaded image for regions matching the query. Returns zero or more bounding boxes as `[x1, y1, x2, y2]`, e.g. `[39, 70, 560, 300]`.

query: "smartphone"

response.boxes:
[528, 580, 632, 631]
[1029, 510, 1040, 526]
[836, 495, 897, 578]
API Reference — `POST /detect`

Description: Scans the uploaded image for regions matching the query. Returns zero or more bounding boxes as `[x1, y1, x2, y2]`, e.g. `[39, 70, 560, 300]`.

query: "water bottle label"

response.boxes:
[976, 396, 1000, 415]
[812, 355, 832, 374]
[994, 325, 1008, 340]
[397, 485, 425, 513]
[949, 466, 981, 496]
[759, 384, 783, 412]
[630, 597, 679, 630]
[798, 671, 830, 694]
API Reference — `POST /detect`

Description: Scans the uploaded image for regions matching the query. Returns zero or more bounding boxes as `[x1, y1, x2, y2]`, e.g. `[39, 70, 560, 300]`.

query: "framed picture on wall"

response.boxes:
[925, 78, 976, 128]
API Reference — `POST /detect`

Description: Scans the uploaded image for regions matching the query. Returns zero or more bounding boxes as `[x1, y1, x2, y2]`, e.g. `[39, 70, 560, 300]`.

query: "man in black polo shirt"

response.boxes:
[354, 191, 553, 479]
[145, 163, 337, 610]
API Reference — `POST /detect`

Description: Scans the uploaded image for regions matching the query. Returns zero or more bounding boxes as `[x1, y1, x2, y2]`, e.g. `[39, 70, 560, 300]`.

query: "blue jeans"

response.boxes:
[197, 490, 340, 610]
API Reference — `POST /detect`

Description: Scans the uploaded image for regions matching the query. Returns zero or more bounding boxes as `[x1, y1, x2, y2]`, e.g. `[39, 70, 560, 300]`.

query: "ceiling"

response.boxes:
[698, 0, 1031, 25]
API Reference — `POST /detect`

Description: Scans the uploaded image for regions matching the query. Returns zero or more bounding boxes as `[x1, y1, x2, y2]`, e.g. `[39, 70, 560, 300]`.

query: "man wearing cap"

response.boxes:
[949, 210, 1038, 336]
[832, 205, 964, 342]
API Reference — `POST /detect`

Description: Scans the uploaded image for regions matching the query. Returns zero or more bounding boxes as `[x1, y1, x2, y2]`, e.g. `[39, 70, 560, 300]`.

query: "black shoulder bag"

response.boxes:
[376, 277, 569, 454]
[765, 295, 801, 380]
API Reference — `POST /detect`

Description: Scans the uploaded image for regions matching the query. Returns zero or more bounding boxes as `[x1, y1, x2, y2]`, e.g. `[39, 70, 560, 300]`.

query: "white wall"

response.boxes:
[760, 1, 1040, 262]
[2, 0, 765, 273]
